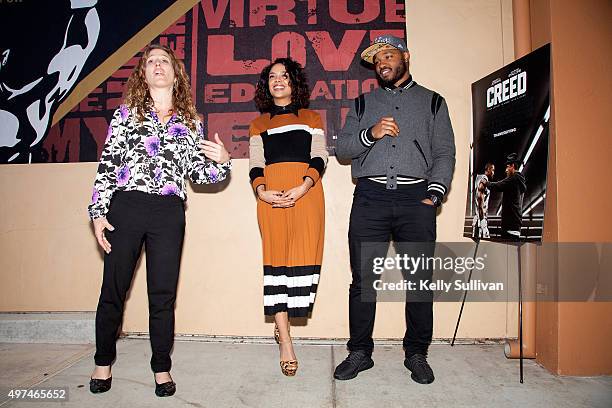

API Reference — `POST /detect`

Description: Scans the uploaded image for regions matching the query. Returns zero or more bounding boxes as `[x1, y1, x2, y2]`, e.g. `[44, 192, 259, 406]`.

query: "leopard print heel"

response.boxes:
[280, 359, 298, 376]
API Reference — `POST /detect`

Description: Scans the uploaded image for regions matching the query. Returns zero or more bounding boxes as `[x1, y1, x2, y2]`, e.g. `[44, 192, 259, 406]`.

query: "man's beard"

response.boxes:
[377, 61, 408, 87]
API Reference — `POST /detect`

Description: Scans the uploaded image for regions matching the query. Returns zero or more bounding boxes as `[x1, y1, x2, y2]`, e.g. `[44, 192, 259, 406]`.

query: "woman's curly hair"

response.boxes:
[254, 58, 310, 113]
[124, 44, 198, 131]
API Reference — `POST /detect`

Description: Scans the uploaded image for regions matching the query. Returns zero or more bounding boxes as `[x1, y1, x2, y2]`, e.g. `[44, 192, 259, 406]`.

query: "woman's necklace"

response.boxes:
[154, 107, 174, 117]
[154, 106, 174, 124]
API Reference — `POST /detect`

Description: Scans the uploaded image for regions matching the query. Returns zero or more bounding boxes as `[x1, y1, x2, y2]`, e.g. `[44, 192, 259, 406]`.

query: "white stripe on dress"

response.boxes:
[266, 124, 323, 136]
[264, 293, 317, 308]
[263, 274, 320, 287]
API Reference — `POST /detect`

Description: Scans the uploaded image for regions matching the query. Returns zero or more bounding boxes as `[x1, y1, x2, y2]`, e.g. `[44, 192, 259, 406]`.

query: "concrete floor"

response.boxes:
[0, 340, 610, 407]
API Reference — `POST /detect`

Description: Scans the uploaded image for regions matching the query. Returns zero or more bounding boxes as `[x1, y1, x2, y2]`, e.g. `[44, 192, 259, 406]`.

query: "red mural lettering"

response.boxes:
[203, 83, 255, 103]
[77, 90, 104, 112]
[159, 36, 186, 59]
[43, 0, 407, 162]
[106, 97, 123, 109]
[113, 57, 139, 79]
[306, 30, 365, 71]
[200, 0, 245, 29]
[206, 35, 269, 76]
[206, 111, 260, 157]
[385, 0, 405, 22]
[271, 32, 307, 67]
[162, 15, 186, 33]
[346, 79, 360, 99]
[230, 83, 256, 103]
[329, 0, 379, 24]
[83, 117, 110, 158]
[249, 0, 297, 27]
[204, 83, 230, 103]
[310, 80, 333, 100]
[329, 80, 345, 99]
[107, 81, 125, 94]
[304, 0, 317, 24]
[361, 78, 379, 94]
[43, 119, 81, 162]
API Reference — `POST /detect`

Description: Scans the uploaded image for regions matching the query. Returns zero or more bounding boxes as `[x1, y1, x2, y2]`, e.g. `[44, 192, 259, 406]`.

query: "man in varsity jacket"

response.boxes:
[334, 35, 455, 384]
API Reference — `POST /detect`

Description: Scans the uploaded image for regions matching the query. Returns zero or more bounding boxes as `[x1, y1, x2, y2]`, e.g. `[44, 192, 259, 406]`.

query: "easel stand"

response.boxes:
[451, 239, 480, 346]
[452, 239, 529, 383]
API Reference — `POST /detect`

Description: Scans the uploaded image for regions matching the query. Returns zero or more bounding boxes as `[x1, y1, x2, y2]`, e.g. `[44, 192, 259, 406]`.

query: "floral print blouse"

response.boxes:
[88, 105, 231, 219]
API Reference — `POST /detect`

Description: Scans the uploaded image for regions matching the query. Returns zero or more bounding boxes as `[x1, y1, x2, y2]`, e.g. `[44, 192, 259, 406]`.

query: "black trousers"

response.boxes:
[347, 179, 436, 357]
[94, 191, 185, 373]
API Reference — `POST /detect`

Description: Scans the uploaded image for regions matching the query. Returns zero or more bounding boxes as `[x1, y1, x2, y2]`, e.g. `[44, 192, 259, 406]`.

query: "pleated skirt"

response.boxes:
[257, 162, 325, 317]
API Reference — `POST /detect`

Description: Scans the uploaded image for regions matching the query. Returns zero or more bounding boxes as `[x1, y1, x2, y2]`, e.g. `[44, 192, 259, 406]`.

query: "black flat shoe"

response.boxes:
[89, 376, 112, 393]
[154, 380, 176, 397]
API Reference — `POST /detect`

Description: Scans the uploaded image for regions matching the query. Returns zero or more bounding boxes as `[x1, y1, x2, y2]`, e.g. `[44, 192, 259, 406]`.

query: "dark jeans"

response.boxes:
[94, 191, 185, 373]
[347, 179, 436, 358]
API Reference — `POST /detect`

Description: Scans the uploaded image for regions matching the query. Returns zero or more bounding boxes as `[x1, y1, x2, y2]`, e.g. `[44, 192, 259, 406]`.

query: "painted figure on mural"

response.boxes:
[0, 0, 100, 163]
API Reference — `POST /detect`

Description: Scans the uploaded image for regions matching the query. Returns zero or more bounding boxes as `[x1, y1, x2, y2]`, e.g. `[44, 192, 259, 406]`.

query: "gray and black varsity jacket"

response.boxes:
[335, 79, 456, 202]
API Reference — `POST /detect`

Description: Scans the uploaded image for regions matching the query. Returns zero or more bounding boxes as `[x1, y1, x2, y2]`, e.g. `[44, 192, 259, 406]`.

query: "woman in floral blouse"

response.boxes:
[87, 44, 231, 397]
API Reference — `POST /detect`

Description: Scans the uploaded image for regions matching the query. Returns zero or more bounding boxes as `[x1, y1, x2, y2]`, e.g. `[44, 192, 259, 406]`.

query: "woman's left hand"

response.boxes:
[199, 133, 230, 164]
[281, 178, 314, 204]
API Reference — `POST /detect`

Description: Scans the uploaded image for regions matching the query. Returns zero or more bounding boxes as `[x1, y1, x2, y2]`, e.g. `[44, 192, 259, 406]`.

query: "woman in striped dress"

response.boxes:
[249, 58, 327, 376]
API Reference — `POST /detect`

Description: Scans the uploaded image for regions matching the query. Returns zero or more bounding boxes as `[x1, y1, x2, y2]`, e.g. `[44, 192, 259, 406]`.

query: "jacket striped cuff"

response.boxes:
[360, 127, 376, 147]
[427, 182, 447, 201]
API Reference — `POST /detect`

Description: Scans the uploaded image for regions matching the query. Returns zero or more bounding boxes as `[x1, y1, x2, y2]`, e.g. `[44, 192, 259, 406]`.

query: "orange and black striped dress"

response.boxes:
[249, 105, 327, 317]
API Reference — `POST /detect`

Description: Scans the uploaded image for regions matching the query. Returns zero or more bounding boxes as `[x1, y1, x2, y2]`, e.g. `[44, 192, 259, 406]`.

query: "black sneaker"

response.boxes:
[333, 350, 374, 380]
[404, 354, 434, 384]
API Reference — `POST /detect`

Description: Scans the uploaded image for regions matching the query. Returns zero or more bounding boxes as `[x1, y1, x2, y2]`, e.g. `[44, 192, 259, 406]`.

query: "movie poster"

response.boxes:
[464, 44, 550, 242]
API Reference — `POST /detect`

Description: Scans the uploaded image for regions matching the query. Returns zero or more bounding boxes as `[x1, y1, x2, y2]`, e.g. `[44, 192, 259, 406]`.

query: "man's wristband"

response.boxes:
[428, 193, 441, 207]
